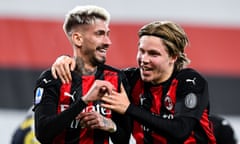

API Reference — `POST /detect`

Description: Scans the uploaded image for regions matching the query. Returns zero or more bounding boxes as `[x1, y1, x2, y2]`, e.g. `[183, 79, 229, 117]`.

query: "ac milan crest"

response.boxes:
[164, 96, 173, 111]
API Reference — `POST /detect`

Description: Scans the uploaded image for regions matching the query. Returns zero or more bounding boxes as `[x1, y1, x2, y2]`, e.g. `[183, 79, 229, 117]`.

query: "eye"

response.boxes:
[106, 31, 110, 37]
[96, 31, 104, 36]
[138, 47, 145, 54]
[149, 51, 160, 57]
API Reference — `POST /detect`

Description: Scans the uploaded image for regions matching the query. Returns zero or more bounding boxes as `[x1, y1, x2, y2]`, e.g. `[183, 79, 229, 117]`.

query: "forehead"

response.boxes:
[86, 18, 110, 32]
[139, 35, 165, 49]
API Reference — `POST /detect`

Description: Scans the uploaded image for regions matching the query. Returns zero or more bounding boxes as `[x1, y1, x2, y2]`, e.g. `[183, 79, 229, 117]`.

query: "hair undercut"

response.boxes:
[63, 5, 111, 37]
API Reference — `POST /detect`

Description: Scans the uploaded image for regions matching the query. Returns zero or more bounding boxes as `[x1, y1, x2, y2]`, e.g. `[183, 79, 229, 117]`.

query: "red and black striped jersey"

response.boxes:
[123, 68, 216, 144]
[33, 64, 131, 144]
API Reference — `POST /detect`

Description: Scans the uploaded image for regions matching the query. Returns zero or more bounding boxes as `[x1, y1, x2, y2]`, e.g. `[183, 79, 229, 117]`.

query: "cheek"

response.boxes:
[152, 58, 165, 71]
[136, 53, 141, 63]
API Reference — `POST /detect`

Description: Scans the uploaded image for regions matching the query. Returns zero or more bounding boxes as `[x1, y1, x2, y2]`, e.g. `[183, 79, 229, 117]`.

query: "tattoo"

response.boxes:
[103, 117, 117, 132]
[75, 57, 97, 75]
[103, 117, 109, 127]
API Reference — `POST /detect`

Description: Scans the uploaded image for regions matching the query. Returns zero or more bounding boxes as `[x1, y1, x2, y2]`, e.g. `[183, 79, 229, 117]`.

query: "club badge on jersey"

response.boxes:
[35, 87, 43, 104]
[164, 96, 174, 111]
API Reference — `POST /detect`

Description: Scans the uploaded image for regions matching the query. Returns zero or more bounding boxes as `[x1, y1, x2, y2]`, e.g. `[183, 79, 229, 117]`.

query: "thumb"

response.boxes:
[120, 83, 126, 94]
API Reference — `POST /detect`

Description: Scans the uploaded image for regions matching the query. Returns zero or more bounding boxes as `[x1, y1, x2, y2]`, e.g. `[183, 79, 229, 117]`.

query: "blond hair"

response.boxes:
[63, 5, 110, 36]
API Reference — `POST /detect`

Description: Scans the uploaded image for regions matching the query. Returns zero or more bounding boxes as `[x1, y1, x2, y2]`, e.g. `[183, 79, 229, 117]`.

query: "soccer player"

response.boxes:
[51, 21, 216, 143]
[33, 5, 131, 144]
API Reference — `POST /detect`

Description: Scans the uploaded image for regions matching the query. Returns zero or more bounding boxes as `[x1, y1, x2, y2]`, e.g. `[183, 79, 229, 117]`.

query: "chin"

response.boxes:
[141, 77, 152, 82]
[140, 73, 152, 82]
[94, 57, 106, 65]
[99, 59, 106, 64]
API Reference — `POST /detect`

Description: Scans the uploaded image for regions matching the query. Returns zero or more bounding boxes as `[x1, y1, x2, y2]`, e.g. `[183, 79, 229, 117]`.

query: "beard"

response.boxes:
[92, 45, 107, 65]
[90, 55, 106, 66]
[74, 45, 107, 75]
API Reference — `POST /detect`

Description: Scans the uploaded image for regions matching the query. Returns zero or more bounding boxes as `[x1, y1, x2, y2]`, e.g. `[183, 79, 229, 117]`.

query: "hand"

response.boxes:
[82, 80, 115, 104]
[101, 84, 130, 114]
[51, 55, 75, 84]
[76, 111, 117, 132]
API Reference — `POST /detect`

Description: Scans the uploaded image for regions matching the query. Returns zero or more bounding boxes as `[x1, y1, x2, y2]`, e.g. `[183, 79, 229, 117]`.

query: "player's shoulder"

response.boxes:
[36, 68, 61, 88]
[176, 68, 206, 82]
[176, 68, 203, 78]
[38, 68, 51, 78]
[175, 68, 207, 92]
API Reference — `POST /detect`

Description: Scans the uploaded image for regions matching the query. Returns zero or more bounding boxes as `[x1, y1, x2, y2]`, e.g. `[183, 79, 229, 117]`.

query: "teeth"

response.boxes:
[144, 66, 152, 71]
[98, 49, 106, 53]
[142, 67, 149, 71]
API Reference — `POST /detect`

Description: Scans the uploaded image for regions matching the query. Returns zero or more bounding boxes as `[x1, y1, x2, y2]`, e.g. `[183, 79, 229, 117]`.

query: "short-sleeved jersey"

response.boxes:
[33, 64, 131, 144]
[123, 67, 216, 144]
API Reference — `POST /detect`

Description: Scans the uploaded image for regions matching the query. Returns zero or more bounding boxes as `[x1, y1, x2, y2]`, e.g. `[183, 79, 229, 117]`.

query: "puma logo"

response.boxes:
[43, 78, 52, 84]
[64, 91, 76, 101]
[186, 77, 196, 85]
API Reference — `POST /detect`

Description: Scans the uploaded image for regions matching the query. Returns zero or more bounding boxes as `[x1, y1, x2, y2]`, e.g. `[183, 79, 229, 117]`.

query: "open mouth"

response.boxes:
[96, 47, 107, 56]
[97, 48, 107, 53]
[141, 65, 152, 72]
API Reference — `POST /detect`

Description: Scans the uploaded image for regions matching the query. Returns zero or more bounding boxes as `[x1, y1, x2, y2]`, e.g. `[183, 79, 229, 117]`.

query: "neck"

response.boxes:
[75, 57, 97, 75]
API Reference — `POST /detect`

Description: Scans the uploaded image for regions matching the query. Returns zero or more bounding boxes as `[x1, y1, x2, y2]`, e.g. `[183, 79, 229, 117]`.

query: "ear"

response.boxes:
[72, 32, 83, 46]
[170, 55, 178, 64]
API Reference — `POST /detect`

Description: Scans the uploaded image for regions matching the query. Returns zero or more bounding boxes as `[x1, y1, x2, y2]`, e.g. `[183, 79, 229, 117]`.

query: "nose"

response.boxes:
[138, 53, 150, 65]
[142, 53, 151, 63]
[104, 35, 112, 45]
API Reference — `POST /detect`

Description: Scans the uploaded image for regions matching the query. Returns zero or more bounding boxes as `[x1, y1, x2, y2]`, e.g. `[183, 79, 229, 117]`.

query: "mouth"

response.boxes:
[140, 65, 152, 72]
[140, 66, 153, 76]
[97, 47, 107, 53]
[96, 47, 108, 55]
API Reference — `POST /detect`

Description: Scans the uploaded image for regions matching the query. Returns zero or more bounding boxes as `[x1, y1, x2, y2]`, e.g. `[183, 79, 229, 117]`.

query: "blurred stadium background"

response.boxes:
[0, 0, 240, 143]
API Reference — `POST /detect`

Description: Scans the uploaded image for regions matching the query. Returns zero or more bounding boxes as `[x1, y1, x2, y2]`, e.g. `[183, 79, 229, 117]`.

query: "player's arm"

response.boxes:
[102, 90, 196, 141]
[33, 70, 87, 143]
[126, 104, 197, 141]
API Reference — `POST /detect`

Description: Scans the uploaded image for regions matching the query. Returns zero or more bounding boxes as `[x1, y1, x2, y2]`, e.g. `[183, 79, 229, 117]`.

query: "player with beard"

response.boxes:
[51, 21, 216, 143]
[33, 5, 131, 144]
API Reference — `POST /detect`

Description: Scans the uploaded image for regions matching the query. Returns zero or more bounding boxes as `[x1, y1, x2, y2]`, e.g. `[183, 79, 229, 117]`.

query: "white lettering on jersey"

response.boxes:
[82, 103, 111, 115]
[59, 103, 111, 129]
[162, 114, 174, 119]
[60, 104, 69, 112]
